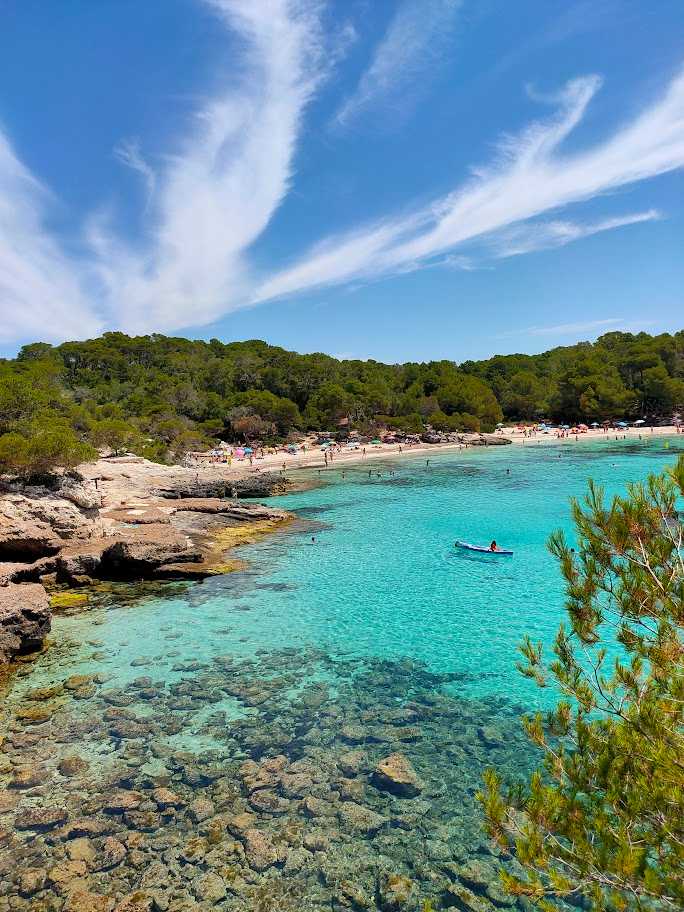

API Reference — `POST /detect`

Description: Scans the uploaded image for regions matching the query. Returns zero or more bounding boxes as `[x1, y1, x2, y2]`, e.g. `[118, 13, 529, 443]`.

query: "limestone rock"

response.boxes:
[103, 790, 143, 814]
[338, 801, 388, 835]
[67, 837, 97, 864]
[9, 764, 49, 788]
[48, 858, 88, 887]
[241, 828, 279, 871]
[338, 749, 367, 777]
[17, 868, 46, 897]
[0, 582, 51, 663]
[102, 525, 201, 574]
[64, 891, 115, 912]
[14, 805, 67, 830]
[94, 836, 127, 870]
[372, 752, 424, 798]
[152, 787, 184, 809]
[378, 872, 417, 911]
[63, 817, 110, 839]
[188, 797, 215, 823]
[58, 754, 90, 777]
[192, 872, 227, 903]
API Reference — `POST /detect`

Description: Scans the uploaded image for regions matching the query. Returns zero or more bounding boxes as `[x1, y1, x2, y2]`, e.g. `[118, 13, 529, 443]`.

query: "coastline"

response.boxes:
[191, 424, 682, 479]
[1, 434, 682, 910]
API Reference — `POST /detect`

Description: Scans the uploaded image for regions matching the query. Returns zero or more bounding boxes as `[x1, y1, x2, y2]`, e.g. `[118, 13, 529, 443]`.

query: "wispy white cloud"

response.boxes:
[490, 209, 661, 258]
[0, 0, 325, 340]
[499, 318, 624, 338]
[114, 139, 156, 206]
[496, 317, 658, 339]
[0, 4, 683, 347]
[89, 0, 325, 333]
[0, 132, 102, 343]
[257, 67, 684, 302]
[333, 0, 462, 128]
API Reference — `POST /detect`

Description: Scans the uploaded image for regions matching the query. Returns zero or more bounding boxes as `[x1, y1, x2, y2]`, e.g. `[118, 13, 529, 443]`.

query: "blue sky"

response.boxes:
[1, 0, 683, 361]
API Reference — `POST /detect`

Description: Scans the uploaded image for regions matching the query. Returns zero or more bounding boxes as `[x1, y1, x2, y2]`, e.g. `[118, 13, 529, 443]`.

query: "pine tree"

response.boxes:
[479, 457, 684, 910]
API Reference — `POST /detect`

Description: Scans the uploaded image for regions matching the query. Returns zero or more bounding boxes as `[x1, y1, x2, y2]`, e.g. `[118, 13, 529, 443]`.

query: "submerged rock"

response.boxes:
[64, 891, 115, 912]
[192, 871, 227, 903]
[9, 764, 49, 788]
[372, 753, 424, 798]
[14, 805, 67, 830]
[241, 828, 279, 871]
[338, 802, 388, 835]
[58, 754, 90, 777]
[378, 872, 417, 911]
[17, 868, 47, 897]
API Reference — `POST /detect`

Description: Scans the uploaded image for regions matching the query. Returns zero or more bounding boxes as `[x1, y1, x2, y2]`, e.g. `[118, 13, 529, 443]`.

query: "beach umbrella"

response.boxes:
[634, 419, 646, 425]
[244, 446, 253, 453]
[561, 424, 570, 429]
[617, 421, 628, 428]
[578, 423, 588, 430]
[590, 422, 599, 427]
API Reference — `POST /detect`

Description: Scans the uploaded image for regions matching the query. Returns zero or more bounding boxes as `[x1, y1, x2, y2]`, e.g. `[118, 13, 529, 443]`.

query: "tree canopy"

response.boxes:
[479, 457, 684, 910]
[0, 328, 682, 473]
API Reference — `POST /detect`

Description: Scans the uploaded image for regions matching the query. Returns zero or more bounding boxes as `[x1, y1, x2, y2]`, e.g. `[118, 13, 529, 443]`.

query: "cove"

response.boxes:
[1, 436, 682, 912]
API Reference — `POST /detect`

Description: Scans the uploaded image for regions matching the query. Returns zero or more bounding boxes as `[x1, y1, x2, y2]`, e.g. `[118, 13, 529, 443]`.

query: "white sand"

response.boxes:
[198, 424, 683, 477]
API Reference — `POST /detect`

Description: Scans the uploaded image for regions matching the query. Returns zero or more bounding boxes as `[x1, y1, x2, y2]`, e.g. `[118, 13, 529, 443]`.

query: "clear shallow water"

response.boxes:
[2, 436, 682, 911]
[27, 436, 684, 704]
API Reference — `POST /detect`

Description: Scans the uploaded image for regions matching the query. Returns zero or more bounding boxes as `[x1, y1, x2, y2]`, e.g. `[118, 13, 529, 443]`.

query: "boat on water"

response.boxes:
[455, 540, 513, 556]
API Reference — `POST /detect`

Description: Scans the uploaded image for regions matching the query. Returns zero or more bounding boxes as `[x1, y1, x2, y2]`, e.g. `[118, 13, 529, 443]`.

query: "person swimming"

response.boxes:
[489, 540, 498, 551]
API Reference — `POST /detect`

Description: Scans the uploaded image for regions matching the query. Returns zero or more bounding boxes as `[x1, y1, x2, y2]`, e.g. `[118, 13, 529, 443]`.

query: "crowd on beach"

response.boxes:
[179, 417, 682, 479]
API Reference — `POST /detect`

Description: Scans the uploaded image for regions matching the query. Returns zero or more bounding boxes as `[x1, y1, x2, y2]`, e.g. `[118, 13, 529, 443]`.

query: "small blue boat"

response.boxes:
[455, 540, 513, 556]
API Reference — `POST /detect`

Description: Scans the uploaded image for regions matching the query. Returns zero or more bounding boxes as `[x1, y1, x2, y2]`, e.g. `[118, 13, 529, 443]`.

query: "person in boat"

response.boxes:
[489, 540, 498, 551]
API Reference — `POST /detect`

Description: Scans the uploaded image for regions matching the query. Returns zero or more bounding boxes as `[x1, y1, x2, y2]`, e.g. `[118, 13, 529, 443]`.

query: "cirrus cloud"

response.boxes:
[0, 2, 683, 347]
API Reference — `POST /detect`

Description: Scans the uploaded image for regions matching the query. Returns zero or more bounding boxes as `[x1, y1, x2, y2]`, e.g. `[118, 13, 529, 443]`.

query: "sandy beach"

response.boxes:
[183, 424, 683, 480]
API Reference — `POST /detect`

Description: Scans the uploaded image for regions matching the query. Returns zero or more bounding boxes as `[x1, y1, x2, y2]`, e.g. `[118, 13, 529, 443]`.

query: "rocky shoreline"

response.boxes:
[0, 458, 292, 665]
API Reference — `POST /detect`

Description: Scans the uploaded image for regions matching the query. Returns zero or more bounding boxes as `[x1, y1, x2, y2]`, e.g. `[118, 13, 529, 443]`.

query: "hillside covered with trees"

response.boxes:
[0, 329, 682, 473]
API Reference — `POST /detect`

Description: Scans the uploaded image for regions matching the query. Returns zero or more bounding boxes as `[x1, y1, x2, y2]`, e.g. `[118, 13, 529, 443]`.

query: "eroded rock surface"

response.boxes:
[0, 582, 51, 663]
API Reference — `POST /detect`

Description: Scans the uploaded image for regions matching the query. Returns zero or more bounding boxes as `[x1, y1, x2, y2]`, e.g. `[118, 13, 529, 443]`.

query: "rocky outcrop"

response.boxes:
[463, 433, 512, 446]
[0, 582, 51, 662]
[0, 464, 292, 664]
[151, 472, 291, 500]
[0, 476, 102, 564]
[100, 526, 201, 577]
[55, 527, 202, 583]
[171, 498, 288, 519]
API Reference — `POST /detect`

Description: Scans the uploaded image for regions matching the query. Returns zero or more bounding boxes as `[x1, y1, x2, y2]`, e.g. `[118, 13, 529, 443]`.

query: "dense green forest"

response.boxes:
[0, 329, 682, 473]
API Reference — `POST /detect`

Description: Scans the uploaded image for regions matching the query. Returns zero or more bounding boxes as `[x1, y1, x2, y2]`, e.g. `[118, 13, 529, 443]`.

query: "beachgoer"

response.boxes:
[489, 540, 498, 551]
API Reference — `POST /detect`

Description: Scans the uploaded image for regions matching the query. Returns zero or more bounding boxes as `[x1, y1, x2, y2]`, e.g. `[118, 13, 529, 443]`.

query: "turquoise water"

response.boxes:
[2, 436, 682, 911]
[31, 435, 680, 703]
